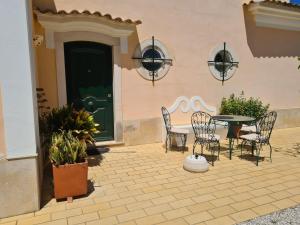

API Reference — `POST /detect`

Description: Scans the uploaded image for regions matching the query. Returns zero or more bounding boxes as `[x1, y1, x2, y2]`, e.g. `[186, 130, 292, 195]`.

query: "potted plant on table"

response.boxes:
[219, 92, 269, 137]
[49, 131, 88, 201]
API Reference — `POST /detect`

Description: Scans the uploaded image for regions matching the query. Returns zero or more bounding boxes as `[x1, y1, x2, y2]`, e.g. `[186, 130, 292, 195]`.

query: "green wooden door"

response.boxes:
[64, 41, 114, 141]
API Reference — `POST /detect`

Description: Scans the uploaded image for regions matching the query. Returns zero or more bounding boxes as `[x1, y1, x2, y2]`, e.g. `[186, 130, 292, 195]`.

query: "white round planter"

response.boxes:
[183, 155, 209, 173]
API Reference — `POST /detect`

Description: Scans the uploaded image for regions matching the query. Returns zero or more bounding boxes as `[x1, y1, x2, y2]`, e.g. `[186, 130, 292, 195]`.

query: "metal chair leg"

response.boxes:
[218, 142, 220, 160]
[256, 144, 262, 166]
[165, 135, 168, 153]
[269, 143, 273, 163]
[208, 143, 214, 166]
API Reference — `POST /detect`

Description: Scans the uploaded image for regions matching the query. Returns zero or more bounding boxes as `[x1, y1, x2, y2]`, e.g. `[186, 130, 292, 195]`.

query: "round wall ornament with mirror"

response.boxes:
[133, 36, 172, 85]
[208, 42, 239, 85]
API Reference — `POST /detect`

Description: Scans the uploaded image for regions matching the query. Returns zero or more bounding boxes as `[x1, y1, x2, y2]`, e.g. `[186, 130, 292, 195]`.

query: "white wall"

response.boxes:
[0, 0, 39, 158]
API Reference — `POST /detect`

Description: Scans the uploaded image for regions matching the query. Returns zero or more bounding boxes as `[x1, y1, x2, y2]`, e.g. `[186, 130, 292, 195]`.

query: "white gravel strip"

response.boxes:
[238, 204, 300, 225]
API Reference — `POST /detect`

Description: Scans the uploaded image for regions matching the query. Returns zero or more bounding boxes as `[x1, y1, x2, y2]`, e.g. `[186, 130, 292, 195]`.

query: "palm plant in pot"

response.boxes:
[219, 92, 269, 138]
[40, 105, 99, 200]
[49, 131, 88, 201]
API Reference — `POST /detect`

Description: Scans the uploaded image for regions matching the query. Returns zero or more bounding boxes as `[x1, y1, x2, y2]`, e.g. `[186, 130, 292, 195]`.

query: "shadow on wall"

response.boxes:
[33, 0, 57, 12]
[243, 4, 300, 58]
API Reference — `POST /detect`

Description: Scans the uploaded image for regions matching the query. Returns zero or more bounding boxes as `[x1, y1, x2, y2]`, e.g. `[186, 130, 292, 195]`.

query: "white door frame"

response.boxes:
[54, 31, 124, 143]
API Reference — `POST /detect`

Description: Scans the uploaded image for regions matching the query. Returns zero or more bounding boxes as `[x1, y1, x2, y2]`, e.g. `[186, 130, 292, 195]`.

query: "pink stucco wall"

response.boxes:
[36, 0, 300, 122]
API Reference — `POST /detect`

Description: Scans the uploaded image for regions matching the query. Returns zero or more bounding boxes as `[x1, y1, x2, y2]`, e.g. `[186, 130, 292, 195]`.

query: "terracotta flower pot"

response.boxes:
[52, 160, 88, 200]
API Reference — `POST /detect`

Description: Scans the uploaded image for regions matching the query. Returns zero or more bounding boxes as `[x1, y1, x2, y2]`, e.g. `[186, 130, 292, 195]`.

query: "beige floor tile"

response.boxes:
[126, 200, 154, 211]
[163, 208, 191, 220]
[209, 197, 235, 207]
[192, 194, 216, 203]
[86, 216, 118, 225]
[66, 199, 94, 210]
[272, 198, 298, 209]
[184, 211, 213, 224]
[187, 202, 215, 213]
[110, 197, 136, 207]
[37, 219, 68, 225]
[205, 216, 236, 225]
[135, 214, 166, 225]
[0, 213, 34, 224]
[17, 214, 51, 225]
[208, 205, 236, 218]
[117, 209, 147, 223]
[250, 188, 272, 197]
[230, 200, 257, 211]
[230, 192, 254, 202]
[289, 194, 300, 203]
[270, 190, 294, 200]
[145, 204, 173, 216]
[4, 128, 300, 225]
[136, 192, 160, 201]
[158, 218, 189, 225]
[67, 212, 99, 225]
[99, 206, 128, 218]
[251, 204, 279, 216]
[51, 208, 82, 220]
[169, 199, 195, 209]
[152, 195, 176, 205]
[81, 202, 111, 214]
[251, 195, 275, 205]
[0, 222, 16, 225]
[230, 209, 258, 223]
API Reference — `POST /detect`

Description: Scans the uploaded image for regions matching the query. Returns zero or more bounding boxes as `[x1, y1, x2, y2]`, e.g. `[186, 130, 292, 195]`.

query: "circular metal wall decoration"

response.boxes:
[208, 42, 239, 85]
[133, 36, 172, 85]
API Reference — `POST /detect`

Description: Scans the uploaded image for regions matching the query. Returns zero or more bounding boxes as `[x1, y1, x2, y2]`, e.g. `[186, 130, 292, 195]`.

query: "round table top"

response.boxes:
[212, 115, 255, 123]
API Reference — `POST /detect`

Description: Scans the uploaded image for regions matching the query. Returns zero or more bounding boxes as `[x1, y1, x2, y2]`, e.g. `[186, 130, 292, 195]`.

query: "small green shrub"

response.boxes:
[41, 105, 99, 145]
[49, 131, 87, 166]
[219, 92, 269, 119]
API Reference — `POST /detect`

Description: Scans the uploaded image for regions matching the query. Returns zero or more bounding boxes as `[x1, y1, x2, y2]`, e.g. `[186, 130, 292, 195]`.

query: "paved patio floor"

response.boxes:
[1, 127, 300, 225]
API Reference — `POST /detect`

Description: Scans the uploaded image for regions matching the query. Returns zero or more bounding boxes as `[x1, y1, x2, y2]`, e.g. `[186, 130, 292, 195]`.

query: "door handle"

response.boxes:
[107, 93, 112, 98]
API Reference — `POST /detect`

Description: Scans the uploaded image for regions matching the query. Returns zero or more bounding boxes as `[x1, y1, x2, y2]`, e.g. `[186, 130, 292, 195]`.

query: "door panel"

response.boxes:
[64, 41, 114, 141]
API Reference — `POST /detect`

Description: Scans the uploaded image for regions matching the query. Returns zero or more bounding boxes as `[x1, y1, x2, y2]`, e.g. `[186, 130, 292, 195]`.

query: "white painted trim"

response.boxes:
[249, 4, 300, 31]
[167, 96, 216, 114]
[54, 31, 124, 143]
[208, 43, 238, 81]
[36, 12, 136, 53]
[162, 96, 217, 142]
[133, 38, 172, 81]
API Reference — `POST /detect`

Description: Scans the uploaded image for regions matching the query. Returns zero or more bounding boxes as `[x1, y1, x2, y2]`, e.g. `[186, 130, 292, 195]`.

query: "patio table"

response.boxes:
[212, 115, 255, 160]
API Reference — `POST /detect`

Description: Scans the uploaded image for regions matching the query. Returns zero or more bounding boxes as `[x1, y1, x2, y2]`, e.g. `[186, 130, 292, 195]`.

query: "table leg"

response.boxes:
[229, 138, 233, 160]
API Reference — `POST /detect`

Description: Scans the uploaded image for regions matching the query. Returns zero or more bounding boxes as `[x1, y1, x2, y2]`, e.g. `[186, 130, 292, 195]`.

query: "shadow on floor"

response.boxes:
[40, 146, 110, 208]
[274, 142, 300, 158]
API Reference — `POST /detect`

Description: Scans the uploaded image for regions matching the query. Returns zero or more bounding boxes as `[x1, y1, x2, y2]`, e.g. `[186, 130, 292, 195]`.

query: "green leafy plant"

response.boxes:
[49, 131, 87, 166]
[41, 105, 99, 145]
[219, 92, 269, 119]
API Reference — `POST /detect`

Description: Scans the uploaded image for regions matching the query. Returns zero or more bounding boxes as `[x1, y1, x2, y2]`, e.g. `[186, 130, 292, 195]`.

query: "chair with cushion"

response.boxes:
[240, 111, 277, 166]
[161, 106, 189, 153]
[191, 111, 220, 166]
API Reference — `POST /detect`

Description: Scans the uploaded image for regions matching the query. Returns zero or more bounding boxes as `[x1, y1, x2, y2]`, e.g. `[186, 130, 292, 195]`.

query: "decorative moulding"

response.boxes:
[35, 11, 137, 53]
[248, 3, 300, 31]
[166, 96, 216, 114]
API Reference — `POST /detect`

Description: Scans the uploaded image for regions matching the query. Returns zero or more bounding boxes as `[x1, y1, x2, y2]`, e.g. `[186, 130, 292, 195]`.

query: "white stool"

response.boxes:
[183, 155, 209, 172]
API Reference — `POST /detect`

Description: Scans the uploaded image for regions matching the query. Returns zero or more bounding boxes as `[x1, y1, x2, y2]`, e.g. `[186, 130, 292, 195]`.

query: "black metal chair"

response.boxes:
[191, 111, 220, 166]
[161, 106, 188, 153]
[240, 111, 277, 166]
